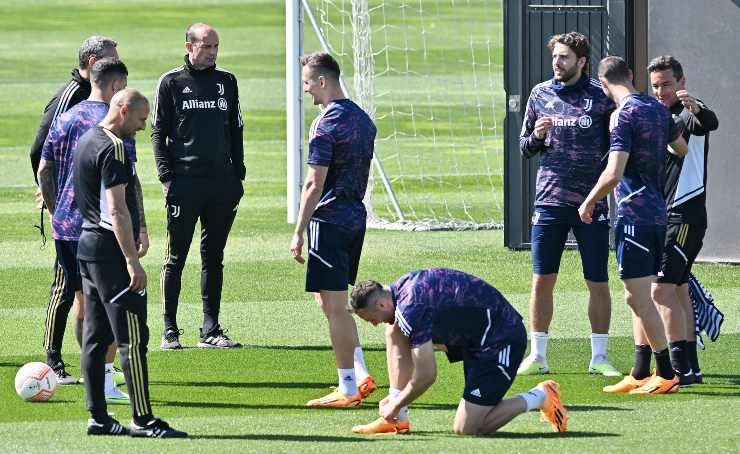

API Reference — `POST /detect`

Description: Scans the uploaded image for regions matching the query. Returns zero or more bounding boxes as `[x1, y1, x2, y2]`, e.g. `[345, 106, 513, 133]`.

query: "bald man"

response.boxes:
[152, 23, 245, 349]
[75, 89, 186, 437]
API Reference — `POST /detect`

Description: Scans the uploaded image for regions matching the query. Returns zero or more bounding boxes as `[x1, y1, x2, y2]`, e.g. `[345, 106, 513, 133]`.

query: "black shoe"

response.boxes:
[129, 418, 187, 438]
[161, 328, 184, 350]
[197, 326, 242, 349]
[52, 362, 79, 385]
[677, 369, 696, 387]
[87, 417, 129, 436]
[694, 370, 704, 384]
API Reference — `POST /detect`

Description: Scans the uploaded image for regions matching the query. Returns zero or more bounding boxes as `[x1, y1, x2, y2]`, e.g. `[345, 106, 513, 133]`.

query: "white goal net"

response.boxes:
[301, 0, 505, 230]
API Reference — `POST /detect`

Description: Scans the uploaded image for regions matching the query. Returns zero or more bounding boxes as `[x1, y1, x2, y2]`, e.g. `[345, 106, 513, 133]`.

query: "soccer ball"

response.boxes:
[15, 362, 57, 402]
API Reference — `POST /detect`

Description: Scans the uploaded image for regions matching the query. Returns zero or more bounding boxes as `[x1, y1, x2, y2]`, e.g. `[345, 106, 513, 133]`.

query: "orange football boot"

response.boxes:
[352, 417, 410, 435]
[538, 380, 568, 432]
[306, 390, 362, 408]
[358, 376, 378, 399]
[629, 374, 680, 395]
[603, 369, 651, 393]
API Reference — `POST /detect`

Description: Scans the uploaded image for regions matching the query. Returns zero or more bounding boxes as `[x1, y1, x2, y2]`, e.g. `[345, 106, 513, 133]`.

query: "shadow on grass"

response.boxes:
[703, 374, 740, 385]
[151, 380, 331, 389]
[153, 400, 310, 410]
[153, 400, 458, 411]
[482, 430, 620, 439]
[413, 430, 619, 439]
[0, 361, 23, 368]
[191, 434, 374, 442]
[241, 345, 385, 352]
[680, 390, 740, 398]
[566, 405, 632, 412]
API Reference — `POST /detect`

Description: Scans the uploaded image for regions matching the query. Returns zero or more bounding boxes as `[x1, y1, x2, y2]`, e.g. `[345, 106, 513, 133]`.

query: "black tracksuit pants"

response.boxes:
[44, 241, 81, 366]
[79, 257, 153, 422]
[160, 174, 243, 336]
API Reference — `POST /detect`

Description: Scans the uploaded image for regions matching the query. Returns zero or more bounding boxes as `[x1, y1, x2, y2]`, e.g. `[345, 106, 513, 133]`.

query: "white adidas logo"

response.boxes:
[470, 388, 482, 398]
[182, 86, 192, 94]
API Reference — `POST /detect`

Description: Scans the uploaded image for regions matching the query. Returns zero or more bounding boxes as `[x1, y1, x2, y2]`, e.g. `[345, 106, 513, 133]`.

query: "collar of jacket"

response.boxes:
[71, 68, 91, 89]
[550, 73, 590, 95]
[183, 55, 216, 74]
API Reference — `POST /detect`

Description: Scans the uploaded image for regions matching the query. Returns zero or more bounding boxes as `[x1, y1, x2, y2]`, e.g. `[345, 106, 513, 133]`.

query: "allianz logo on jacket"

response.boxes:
[182, 98, 228, 111]
[552, 115, 592, 129]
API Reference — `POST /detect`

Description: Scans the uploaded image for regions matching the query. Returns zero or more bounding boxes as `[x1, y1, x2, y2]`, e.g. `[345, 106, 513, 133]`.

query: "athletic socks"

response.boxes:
[353, 346, 370, 382]
[337, 368, 358, 396]
[687, 341, 701, 375]
[518, 384, 547, 411]
[389, 387, 409, 421]
[104, 363, 116, 392]
[654, 348, 675, 379]
[669, 340, 691, 374]
[531, 331, 548, 361]
[590, 333, 609, 362]
[633, 344, 652, 379]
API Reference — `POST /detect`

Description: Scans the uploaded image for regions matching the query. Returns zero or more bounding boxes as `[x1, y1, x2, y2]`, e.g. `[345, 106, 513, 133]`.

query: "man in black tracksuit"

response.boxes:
[152, 23, 245, 349]
[648, 55, 719, 385]
[31, 36, 119, 382]
[75, 88, 185, 437]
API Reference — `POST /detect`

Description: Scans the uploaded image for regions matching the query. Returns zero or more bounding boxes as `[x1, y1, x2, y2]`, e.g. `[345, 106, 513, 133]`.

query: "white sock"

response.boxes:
[590, 333, 609, 362]
[354, 346, 370, 381]
[518, 386, 546, 411]
[337, 368, 357, 396]
[531, 332, 549, 361]
[104, 363, 115, 392]
[389, 387, 409, 421]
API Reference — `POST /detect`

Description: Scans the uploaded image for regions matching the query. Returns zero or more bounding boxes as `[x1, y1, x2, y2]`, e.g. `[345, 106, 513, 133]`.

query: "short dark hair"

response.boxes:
[78, 36, 117, 69]
[547, 32, 590, 65]
[647, 55, 684, 81]
[301, 51, 341, 81]
[598, 56, 630, 84]
[90, 58, 128, 89]
[350, 280, 384, 311]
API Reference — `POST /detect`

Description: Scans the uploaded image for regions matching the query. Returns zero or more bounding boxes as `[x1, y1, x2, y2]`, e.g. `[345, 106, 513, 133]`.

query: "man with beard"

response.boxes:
[518, 32, 619, 377]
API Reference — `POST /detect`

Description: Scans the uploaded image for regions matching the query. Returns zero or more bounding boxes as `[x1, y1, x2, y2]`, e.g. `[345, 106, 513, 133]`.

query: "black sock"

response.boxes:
[669, 340, 690, 374]
[633, 344, 652, 379]
[91, 411, 111, 424]
[654, 348, 675, 379]
[687, 341, 701, 373]
[133, 414, 155, 427]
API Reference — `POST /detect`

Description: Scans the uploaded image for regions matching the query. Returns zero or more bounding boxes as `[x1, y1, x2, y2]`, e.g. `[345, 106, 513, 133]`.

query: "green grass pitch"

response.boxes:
[1, 1, 739, 452]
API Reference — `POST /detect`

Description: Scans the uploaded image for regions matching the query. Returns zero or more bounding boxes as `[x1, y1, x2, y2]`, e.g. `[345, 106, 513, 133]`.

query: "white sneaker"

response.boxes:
[588, 355, 622, 377]
[105, 386, 130, 404]
[517, 355, 550, 375]
[54, 367, 79, 385]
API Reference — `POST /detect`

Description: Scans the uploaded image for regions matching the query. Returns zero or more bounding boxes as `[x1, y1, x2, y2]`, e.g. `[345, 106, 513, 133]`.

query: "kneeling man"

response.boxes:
[350, 268, 567, 435]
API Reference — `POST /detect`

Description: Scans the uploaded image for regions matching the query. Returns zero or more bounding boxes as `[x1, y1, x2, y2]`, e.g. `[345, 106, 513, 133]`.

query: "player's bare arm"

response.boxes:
[381, 340, 437, 420]
[290, 164, 328, 263]
[579, 151, 628, 223]
[37, 158, 56, 215]
[668, 135, 688, 157]
[133, 173, 148, 257]
[106, 184, 146, 292]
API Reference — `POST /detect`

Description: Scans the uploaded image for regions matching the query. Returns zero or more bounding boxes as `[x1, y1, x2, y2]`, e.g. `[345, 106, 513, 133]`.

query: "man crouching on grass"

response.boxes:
[349, 268, 567, 435]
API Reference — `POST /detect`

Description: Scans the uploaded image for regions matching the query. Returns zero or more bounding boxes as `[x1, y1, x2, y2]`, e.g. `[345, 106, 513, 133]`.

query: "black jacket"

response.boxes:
[29, 69, 91, 182]
[151, 56, 245, 183]
[664, 100, 719, 226]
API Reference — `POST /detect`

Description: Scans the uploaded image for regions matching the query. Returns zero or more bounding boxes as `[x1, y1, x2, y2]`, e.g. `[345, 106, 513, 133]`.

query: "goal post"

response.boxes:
[287, 0, 506, 231]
